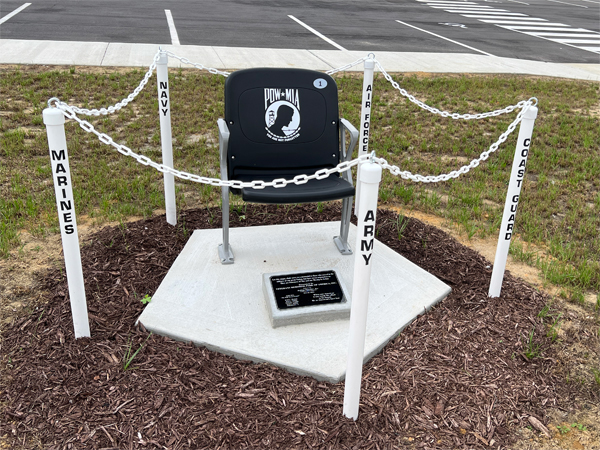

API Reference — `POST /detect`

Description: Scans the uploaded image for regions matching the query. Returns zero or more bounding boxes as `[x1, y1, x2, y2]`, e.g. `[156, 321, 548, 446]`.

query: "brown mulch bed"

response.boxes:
[1, 204, 595, 449]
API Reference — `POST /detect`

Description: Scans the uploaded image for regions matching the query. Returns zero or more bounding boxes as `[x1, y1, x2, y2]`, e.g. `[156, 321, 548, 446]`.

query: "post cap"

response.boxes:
[157, 50, 168, 65]
[523, 105, 538, 120]
[43, 107, 65, 126]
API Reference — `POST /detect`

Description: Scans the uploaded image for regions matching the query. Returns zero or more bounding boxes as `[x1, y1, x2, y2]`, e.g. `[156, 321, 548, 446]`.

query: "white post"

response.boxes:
[43, 107, 91, 338]
[354, 56, 375, 215]
[343, 159, 382, 420]
[489, 105, 538, 298]
[157, 49, 177, 226]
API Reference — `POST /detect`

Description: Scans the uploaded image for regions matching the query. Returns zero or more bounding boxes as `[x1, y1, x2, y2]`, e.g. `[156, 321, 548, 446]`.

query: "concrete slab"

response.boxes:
[214, 46, 331, 71]
[102, 43, 164, 68]
[0, 39, 108, 65]
[138, 222, 451, 383]
[163, 45, 225, 70]
[2, 39, 599, 80]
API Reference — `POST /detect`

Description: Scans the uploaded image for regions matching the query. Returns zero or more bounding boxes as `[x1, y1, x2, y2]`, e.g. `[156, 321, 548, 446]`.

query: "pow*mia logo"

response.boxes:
[264, 88, 301, 142]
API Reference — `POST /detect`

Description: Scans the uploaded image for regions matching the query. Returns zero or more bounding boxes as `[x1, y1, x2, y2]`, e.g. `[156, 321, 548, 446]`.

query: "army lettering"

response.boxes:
[361, 209, 376, 265]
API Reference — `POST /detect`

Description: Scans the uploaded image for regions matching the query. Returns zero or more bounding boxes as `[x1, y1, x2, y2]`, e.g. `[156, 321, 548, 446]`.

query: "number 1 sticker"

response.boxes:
[313, 78, 327, 89]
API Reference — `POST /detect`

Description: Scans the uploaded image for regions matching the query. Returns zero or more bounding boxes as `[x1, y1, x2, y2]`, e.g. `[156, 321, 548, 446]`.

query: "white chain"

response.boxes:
[326, 56, 369, 75]
[53, 98, 527, 187]
[165, 51, 231, 77]
[49, 51, 162, 116]
[375, 101, 534, 182]
[54, 102, 368, 188]
[374, 60, 537, 120]
[46, 51, 534, 188]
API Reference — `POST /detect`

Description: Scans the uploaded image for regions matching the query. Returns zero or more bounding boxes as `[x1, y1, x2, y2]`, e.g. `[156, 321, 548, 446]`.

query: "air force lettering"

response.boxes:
[355, 57, 375, 215]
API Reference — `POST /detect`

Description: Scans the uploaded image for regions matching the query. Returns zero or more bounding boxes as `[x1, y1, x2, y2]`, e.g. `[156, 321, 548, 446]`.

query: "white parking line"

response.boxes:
[506, 28, 600, 53]
[164, 9, 180, 46]
[452, 10, 528, 14]
[533, 33, 600, 37]
[545, 0, 588, 6]
[0, 3, 31, 25]
[482, 21, 568, 25]
[395, 20, 495, 56]
[507, 0, 530, 4]
[417, 1, 479, 3]
[502, 26, 594, 31]
[460, 14, 531, 18]
[428, 5, 500, 8]
[556, 39, 600, 43]
[288, 15, 347, 51]
[478, 18, 547, 22]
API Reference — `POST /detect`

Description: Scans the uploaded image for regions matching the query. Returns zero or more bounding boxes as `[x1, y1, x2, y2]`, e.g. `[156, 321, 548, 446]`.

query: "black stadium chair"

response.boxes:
[217, 68, 359, 264]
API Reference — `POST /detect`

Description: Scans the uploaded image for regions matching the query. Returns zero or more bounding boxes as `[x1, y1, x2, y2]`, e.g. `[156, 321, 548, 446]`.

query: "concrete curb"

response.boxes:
[1, 39, 599, 80]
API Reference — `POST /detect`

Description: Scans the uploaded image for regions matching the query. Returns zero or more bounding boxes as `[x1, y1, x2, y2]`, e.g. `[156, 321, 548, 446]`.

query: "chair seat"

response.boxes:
[237, 174, 355, 204]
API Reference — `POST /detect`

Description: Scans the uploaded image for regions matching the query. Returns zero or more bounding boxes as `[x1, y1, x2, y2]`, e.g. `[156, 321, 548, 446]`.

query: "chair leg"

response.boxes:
[334, 196, 353, 255]
[218, 186, 235, 264]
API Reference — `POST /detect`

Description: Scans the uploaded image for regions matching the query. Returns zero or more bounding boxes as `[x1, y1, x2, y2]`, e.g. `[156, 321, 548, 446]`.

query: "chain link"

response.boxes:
[374, 60, 536, 120]
[48, 51, 162, 115]
[56, 102, 367, 188]
[374, 101, 534, 183]
[325, 56, 369, 75]
[48, 52, 535, 188]
[55, 98, 528, 187]
[165, 51, 231, 77]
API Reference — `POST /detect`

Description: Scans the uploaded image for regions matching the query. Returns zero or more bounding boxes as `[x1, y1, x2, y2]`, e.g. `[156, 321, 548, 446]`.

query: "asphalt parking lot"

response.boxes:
[1, 0, 598, 63]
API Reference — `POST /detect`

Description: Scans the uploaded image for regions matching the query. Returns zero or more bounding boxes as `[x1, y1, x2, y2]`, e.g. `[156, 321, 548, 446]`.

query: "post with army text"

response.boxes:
[343, 159, 382, 420]
[43, 107, 91, 338]
[489, 105, 538, 298]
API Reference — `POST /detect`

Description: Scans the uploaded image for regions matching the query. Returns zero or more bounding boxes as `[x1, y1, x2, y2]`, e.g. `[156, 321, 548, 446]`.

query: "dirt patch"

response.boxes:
[389, 204, 556, 295]
[1, 204, 598, 449]
[0, 212, 164, 327]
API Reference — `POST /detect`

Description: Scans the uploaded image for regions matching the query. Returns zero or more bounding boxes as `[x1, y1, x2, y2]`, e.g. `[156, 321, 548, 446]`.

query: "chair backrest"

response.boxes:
[224, 68, 340, 180]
